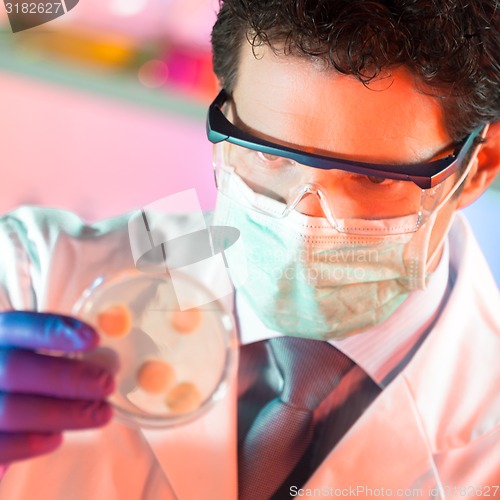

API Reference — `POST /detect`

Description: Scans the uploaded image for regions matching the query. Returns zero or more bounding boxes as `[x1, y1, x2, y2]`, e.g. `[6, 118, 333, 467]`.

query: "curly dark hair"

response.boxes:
[211, 0, 500, 142]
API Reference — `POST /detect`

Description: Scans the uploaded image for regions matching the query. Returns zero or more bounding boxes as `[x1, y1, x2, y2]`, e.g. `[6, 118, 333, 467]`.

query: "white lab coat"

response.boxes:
[0, 207, 498, 500]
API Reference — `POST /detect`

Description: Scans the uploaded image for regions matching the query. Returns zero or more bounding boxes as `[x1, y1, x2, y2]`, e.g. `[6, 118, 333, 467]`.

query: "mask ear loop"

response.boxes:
[425, 124, 489, 270]
[408, 124, 490, 285]
[404, 211, 436, 290]
[433, 125, 489, 214]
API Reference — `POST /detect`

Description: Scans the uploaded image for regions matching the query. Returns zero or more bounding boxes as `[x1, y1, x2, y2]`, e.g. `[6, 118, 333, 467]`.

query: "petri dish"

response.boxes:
[73, 269, 235, 428]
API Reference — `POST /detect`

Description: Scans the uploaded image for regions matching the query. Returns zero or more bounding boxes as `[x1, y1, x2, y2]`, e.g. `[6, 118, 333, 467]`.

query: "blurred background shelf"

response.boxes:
[0, 0, 220, 221]
[0, 26, 210, 120]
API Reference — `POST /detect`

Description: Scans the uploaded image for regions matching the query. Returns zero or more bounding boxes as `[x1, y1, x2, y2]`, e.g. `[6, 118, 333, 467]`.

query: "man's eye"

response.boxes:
[366, 175, 392, 185]
[257, 152, 281, 163]
[349, 174, 396, 188]
[254, 151, 294, 171]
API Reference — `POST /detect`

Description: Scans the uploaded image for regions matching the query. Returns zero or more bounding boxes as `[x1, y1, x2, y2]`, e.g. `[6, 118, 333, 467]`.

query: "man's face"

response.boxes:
[230, 41, 468, 269]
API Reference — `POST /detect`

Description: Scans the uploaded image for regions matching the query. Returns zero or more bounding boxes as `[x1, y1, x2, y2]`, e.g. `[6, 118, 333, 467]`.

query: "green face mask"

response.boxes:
[213, 170, 437, 340]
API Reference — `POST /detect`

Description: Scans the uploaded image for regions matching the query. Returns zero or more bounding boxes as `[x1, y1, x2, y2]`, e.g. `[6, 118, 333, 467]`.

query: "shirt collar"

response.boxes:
[236, 240, 450, 389]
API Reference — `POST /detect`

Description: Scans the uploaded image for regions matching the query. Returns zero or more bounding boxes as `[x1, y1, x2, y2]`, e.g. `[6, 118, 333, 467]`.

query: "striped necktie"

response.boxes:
[238, 336, 355, 500]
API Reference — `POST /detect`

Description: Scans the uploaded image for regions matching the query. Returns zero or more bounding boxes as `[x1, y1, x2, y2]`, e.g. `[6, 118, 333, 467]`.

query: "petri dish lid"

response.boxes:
[73, 269, 236, 429]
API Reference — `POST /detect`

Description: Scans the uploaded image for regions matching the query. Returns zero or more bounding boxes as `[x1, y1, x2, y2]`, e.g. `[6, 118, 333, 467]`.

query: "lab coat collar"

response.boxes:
[399, 213, 500, 453]
[303, 374, 443, 495]
[305, 214, 500, 494]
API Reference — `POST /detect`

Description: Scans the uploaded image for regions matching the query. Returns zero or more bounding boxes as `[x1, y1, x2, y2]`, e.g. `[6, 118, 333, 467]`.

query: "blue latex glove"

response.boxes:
[0, 311, 115, 464]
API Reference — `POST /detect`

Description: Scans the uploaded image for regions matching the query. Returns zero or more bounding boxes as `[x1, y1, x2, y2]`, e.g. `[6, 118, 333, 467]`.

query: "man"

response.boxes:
[0, 1, 499, 499]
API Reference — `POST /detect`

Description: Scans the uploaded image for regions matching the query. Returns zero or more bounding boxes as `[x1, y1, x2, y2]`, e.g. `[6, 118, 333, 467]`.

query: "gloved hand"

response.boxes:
[0, 311, 115, 464]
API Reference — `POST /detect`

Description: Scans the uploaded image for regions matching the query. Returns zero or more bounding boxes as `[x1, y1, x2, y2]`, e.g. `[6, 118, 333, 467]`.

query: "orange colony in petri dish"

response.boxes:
[96, 304, 133, 338]
[170, 308, 202, 334]
[137, 359, 175, 394]
[166, 382, 202, 414]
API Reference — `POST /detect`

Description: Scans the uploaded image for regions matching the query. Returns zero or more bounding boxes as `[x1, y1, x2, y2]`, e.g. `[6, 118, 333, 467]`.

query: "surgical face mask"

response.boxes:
[213, 169, 440, 340]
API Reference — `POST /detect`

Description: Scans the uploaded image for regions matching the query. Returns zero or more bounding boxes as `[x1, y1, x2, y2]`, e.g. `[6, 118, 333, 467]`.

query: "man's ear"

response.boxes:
[458, 121, 500, 209]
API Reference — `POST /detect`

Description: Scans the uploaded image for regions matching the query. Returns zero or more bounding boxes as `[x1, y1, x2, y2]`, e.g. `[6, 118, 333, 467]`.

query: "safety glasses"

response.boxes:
[207, 89, 482, 189]
[206, 89, 485, 235]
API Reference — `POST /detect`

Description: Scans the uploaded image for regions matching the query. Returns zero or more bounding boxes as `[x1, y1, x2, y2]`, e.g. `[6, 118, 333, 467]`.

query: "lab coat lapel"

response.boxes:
[304, 217, 500, 498]
[303, 374, 442, 498]
[141, 350, 239, 500]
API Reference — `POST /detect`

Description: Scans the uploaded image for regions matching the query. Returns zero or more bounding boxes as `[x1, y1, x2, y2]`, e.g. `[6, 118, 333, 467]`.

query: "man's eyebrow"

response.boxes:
[228, 100, 254, 134]
[228, 99, 296, 147]
[228, 98, 328, 153]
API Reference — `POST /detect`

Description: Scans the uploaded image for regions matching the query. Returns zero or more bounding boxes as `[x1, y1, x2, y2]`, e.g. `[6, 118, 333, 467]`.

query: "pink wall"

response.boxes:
[0, 72, 216, 222]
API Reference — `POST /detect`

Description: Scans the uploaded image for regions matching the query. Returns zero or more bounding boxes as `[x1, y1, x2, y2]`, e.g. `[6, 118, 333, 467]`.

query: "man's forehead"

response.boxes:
[232, 41, 452, 164]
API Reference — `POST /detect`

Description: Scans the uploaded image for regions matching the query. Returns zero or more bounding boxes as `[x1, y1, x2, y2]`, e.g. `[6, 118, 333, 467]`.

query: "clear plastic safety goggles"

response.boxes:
[206, 89, 485, 235]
